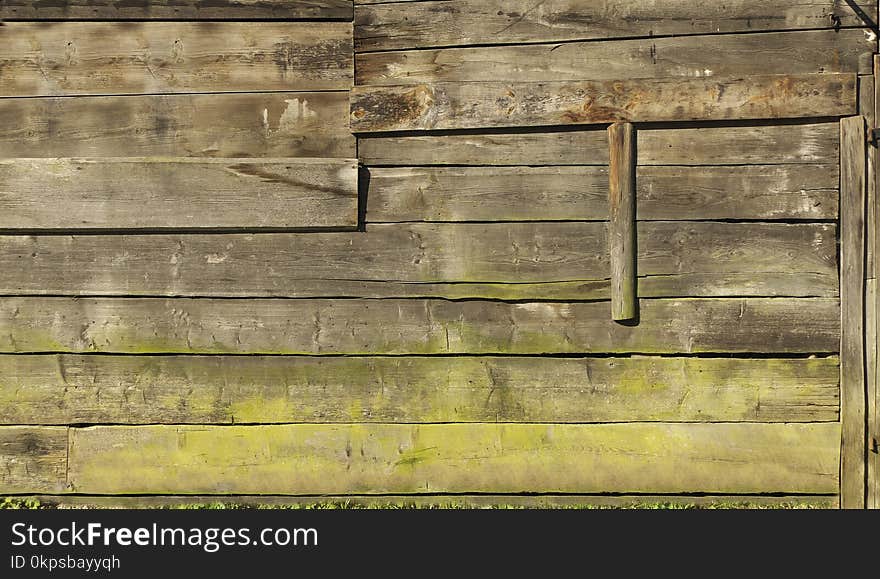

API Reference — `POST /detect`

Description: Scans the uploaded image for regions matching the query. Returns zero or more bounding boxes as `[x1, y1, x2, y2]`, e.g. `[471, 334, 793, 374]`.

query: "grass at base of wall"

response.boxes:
[0, 497, 832, 510]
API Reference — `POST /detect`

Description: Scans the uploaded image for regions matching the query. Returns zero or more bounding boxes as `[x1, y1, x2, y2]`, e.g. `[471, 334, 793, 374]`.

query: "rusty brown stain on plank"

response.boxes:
[350, 74, 857, 132]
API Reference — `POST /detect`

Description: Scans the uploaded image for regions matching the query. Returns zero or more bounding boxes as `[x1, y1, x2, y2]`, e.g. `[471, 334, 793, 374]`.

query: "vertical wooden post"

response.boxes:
[608, 122, 637, 322]
[840, 115, 867, 509]
[870, 55, 880, 510]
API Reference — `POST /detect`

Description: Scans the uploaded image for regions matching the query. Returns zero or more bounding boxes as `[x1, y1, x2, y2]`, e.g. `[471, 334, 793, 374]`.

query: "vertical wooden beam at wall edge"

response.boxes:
[608, 122, 637, 322]
[840, 115, 868, 509]
[871, 54, 880, 510]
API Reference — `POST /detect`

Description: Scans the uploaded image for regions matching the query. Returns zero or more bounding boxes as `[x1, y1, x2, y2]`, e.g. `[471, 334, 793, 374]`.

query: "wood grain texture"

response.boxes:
[354, 0, 877, 51]
[0, 93, 355, 158]
[608, 122, 636, 321]
[19, 493, 841, 509]
[864, 75, 877, 279]
[351, 74, 856, 133]
[868, 277, 878, 508]
[865, 55, 880, 509]
[0, 157, 358, 230]
[0, 297, 840, 354]
[862, 71, 877, 508]
[0, 0, 353, 19]
[0, 277, 817, 302]
[357, 29, 875, 85]
[0, 427, 68, 494]
[0, 223, 838, 294]
[840, 115, 867, 509]
[366, 165, 838, 222]
[359, 122, 838, 166]
[0, 355, 839, 425]
[0, 158, 358, 230]
[67, 423, 841, 494]
[0, 23, 352, 97]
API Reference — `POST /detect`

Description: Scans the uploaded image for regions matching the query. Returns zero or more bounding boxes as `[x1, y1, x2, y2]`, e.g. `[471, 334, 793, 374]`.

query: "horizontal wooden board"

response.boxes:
[366, 165, 839, 222]
[358, 29, 875, 85]
[62, 274, 822, 301]
[0, 355, 839, 424]
[0, 22, 353, 96]
[0, 0, 352, 20]
[0, 93, 355, 158]
[0, 223, 837, 296]
[355, 0, 876, 51]
[350, 74, 856, 132]
[0, 297, 840, 354]
[17, 493, 841, 508]
[358, 122, 838, 165]
[67, 423, 841, 494]
[0, 276, 815, 302]
[0, 427, 68, 494]
[0, 158, 359, 230]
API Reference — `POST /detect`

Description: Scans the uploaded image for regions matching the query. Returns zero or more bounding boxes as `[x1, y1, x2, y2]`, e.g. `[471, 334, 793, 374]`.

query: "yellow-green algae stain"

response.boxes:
[67, 423, 841, 496]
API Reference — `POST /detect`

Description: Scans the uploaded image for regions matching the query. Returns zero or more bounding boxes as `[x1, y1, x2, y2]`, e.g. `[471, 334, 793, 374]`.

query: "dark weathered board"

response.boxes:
[840, 116, 867, 509]
[66, 423, 841, 494]
[0, 297, 840, 354]
[0, 0, 353, 20]
[0, 355, 839, 424]
[354, 0, 877, 51]
[358, 122, 838, 166]
[0, 427, 68, 494]
[357, 29, 875, 85]
[0, 93, 355, 158]
[0, 158, 359, 230]
[350, 74, 856, 132]
[0, 223, 837, 294]
[0, 22, 353, 96]
[366, 165, 838, 223]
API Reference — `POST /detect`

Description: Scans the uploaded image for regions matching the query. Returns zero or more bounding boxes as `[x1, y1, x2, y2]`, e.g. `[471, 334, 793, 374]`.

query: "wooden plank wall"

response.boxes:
[0, 0, 876, 506]
[349, 0, 877, 504]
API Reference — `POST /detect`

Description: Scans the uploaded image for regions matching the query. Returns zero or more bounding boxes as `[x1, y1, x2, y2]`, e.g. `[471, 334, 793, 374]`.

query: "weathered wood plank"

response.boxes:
[0, 275, 810, 301]
[18, 493, 841, 509]
[350, 74, 856, 133]
[0, 158, 359, 231]
[354, 0, 877, 51]
[67, 423, 841, 494]
[366, 165, 838, 222]
[867, 278, 878, 508]
[861, 75, 876, 278]
[635, 165, 839, 221]
[359, 122, 839, 166]
[608, 122, 637, 321]
[0, 23, 353, 97]
[0, 0, 353, 19]
[0, 223, 837, 293]
[840, 115, 868, 508]
[872, 56, 880, 510]
[358, 29, 875, 85]
[0, 427, 68, 494]
[0, 355, 839, 425]
[0, 93, 355, 158]
[0, 297, 840, 354]
[367, 166, 609, 221]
